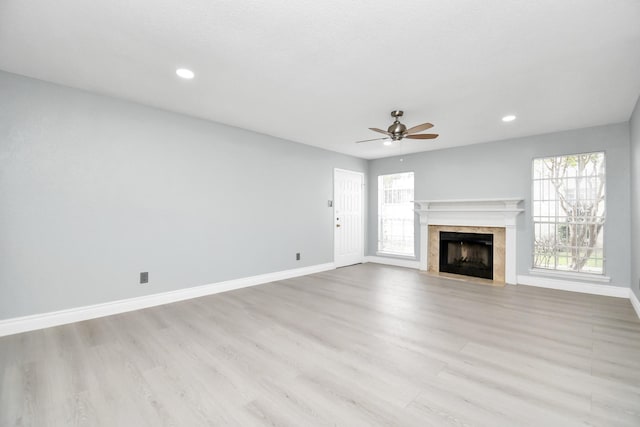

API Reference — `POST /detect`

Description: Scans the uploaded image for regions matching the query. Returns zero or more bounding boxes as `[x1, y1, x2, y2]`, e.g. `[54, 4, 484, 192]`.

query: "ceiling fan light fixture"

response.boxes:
[176, 68, 195, 79]
[383, 140, 393, 146]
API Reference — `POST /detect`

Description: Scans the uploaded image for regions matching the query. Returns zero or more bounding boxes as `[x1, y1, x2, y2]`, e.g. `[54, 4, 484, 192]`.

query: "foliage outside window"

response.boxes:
[378, 172, 414, 256]
[532, 152, 605, 274]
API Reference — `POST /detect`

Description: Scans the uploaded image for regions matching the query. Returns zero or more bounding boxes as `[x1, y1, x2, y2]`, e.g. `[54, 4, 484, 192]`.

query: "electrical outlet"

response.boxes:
[140, 272, 149, 284]
[296, 253, 301, 261]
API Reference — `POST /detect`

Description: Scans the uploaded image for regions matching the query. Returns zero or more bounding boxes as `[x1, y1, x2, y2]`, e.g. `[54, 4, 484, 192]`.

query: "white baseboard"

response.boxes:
[517, 274, 630, 298]
[365, 256, 420, 269]
[0, 262, 335, 337]
[630, 290, 640, 319]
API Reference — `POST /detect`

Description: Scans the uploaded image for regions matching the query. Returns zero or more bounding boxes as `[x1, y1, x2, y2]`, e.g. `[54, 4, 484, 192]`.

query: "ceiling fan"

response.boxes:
[356, 110, 438, 144]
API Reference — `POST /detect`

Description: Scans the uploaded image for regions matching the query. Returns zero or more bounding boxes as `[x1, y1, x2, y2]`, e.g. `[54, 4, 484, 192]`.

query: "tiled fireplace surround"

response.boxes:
[414, 199, 524, 284]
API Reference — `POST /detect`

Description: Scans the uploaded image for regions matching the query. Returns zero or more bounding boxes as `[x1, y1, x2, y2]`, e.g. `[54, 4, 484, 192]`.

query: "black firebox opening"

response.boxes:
[439, 231, 494, 280]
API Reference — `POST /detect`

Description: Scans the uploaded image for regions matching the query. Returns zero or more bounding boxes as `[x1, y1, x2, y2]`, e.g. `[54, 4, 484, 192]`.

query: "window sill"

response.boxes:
[528, 268, 611, 283]
[376, 252, 416, 261]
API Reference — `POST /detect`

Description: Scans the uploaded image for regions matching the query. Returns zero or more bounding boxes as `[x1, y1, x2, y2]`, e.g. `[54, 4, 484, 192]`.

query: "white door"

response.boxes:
[334, 168, 364, 267]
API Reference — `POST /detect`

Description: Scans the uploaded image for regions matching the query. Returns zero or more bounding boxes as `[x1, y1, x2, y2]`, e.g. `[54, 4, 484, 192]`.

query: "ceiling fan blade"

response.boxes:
[356, 137, 389, 143]
[405, 122, 434, 134]
[369, 127, 392, 136]
[405, 133, 439, 139]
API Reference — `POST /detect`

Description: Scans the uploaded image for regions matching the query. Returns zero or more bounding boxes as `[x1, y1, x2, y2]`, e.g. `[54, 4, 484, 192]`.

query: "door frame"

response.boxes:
[333, 168, 366, 267]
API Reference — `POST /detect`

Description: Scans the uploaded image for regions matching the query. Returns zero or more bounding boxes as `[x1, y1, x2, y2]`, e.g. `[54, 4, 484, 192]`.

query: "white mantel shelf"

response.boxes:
[413, 198, 524, 212]
[413, 198, 525, 284]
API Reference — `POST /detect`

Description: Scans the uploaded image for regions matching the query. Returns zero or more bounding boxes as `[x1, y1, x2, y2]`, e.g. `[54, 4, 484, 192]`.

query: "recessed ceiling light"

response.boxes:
[383, 140, 392, 146]
[176, 68, 195, 79]
[502, 115, 516, 122]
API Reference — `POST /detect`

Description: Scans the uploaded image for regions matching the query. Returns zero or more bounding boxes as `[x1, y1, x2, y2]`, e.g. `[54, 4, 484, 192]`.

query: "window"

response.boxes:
[532, 152, 605, 274]
[378, 172, 415, 256]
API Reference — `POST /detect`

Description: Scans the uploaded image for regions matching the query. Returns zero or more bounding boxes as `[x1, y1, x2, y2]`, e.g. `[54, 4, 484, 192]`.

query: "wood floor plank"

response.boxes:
[1, 263, 639, 426]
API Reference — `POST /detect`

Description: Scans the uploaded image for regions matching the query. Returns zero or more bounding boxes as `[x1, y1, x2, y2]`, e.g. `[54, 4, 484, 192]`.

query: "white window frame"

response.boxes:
[531, 151, 606, 277]
[377, 172, 415, 258]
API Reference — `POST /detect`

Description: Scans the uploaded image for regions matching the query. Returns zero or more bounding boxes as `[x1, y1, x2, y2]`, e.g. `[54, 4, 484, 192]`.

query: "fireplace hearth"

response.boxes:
[439, 231, 494, 280]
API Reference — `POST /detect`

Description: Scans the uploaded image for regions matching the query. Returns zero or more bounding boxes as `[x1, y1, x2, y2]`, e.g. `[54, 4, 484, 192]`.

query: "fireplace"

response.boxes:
[414, 199, 524, 284]
[439, 231, 494, 280]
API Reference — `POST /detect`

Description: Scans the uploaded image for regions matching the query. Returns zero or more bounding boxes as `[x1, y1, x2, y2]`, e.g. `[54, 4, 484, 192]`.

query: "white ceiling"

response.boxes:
[1, 0, 639, 159]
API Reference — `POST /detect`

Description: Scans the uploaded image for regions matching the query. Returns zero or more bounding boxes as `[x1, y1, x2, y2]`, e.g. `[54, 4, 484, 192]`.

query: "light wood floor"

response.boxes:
[2, 263, 640, 426]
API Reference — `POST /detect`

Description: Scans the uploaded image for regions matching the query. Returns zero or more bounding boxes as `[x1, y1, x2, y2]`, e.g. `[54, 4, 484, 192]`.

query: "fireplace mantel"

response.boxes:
[413, 198, 524, 213]
[414, 198, 524, 284]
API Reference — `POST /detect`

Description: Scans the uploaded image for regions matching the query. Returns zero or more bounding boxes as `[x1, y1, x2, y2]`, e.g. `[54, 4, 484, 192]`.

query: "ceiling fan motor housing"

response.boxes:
[388, 110, 407, 139]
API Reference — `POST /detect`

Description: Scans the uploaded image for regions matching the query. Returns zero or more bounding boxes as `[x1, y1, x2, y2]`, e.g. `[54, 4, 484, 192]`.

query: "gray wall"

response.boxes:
[0, 71, 367, 319]
[630, 96, 640, 300]
[368, 123, 631, 288]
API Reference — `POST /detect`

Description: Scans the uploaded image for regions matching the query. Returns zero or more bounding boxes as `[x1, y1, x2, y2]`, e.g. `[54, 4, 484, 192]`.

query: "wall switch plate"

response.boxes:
[296, 253, 301, 261]
[140, 272, 149, 284]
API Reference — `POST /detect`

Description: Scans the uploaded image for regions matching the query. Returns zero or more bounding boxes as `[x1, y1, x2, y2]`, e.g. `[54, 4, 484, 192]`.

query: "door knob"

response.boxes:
[336, 224, 341, 228]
